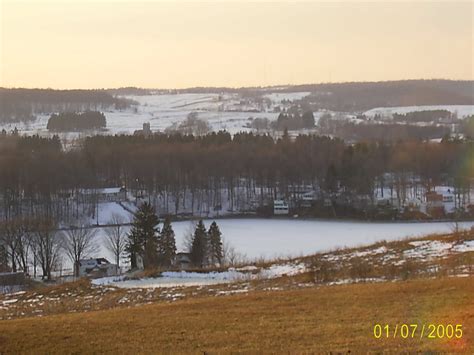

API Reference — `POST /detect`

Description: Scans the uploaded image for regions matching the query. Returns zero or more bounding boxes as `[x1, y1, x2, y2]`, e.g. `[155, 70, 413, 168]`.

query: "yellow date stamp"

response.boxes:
[373, 324, 463, 339]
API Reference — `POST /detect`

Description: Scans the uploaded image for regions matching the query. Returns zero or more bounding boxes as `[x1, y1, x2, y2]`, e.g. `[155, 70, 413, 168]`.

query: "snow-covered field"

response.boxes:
[0, 93, 285, 136]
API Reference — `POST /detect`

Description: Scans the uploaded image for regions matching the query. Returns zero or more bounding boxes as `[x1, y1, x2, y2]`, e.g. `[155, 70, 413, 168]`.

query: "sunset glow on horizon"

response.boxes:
[1, 0, 472, 89]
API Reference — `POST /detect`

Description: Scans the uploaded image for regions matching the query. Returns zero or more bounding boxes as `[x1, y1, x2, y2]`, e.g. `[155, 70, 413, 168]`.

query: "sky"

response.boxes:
[0, 0, 472, 89]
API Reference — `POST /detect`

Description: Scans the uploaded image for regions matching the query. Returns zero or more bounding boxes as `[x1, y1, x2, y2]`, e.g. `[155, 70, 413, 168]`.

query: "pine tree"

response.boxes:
[158, 217, 177, 267]
[302, 111, 315, 128]
[208, 221, 223, 265]
[189, 220, 207, 268]
[126, 202, 159, 269]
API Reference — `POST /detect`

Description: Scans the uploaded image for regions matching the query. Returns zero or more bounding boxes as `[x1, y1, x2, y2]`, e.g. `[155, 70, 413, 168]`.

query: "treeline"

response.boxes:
[0, 217, 59, 279]
[0, 131, 472, 222]
[0, 88, 135, 123]
[272, 111, 315, 131]
[295, 80, 474, 112]
[392, 110, 454, 123]
[248, 110, 315, 131]
[318, 116, 450, 141]
[47, 111, 107, 131]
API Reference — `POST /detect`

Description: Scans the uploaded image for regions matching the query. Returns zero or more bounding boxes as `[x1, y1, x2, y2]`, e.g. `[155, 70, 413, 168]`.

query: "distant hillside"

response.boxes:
[2, 80, 472, 123]
[0, 88, 136, 123]
[124, 79, 474, 111]
[297, 79, 474, 111]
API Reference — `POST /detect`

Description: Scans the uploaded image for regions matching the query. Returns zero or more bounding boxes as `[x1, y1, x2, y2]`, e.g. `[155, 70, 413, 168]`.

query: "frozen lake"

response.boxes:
[94, 218, 474, 262]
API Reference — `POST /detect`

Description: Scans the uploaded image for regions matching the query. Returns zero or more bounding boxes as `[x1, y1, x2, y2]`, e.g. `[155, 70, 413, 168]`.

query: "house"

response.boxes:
[437, 188, 456, 214]
[425, 188, 457, 214]
[78, 258, 118, 278]
[174, 252, 191, 270]
[273, 200, 289, 215]
[79, 187, 127, 202]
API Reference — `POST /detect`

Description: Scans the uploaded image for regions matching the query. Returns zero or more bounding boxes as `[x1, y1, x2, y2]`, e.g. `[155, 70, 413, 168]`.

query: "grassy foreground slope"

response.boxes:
[0, 276, 472, 353]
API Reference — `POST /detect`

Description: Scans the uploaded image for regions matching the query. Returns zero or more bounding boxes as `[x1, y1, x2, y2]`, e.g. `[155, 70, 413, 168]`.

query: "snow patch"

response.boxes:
[404, 241, 453, 259]
[452, 240, 474, 253]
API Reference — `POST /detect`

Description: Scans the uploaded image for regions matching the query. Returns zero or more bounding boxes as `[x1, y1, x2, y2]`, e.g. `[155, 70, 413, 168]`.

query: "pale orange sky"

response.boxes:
[0, 0, 472, 89]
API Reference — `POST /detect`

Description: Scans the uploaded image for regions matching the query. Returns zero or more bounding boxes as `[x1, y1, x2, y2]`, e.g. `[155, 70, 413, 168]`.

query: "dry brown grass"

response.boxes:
[0, 276, 472, 354]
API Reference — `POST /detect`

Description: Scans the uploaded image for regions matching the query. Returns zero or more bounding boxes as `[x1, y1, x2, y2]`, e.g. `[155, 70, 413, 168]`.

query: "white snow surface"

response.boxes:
[169, 219, 474, 259]
[404, 240, 453, 259]
[93, 262, 305, 288]
[91, 219, 474, 266]
[87, 202, 134, 225]
[452, 240, 474, 253]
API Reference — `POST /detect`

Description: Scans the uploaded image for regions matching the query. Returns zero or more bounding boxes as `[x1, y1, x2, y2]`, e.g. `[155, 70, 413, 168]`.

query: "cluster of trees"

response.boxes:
[0, 213, 128, 279]
[0, 217, 61, 280]
[0, 131, 472, 222]
[188, 220, 223, 268]
[165, 112, 211, 136]
[126, 203, 177, 269]
[462, 116, 474, 139]
[0, 216, 110, 279]
[272, 110, 315, 131]
[126, 203, 223, 269]
[46, 111, 107, 131]
[0, 88, 135, 123]
[392, 110, 454, 123]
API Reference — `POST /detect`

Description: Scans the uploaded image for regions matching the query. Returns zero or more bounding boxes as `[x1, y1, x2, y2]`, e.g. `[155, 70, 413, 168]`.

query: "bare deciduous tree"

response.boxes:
[222, 239, 246, 267]
[33, 219, 61, 281]
[104, 214, 127, 272]
[62, 226, 98, 277]
[0, 219, 20, 272]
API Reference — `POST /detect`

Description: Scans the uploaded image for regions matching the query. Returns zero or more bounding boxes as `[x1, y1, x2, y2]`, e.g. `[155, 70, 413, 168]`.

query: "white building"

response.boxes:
[273, 200, 289, 215]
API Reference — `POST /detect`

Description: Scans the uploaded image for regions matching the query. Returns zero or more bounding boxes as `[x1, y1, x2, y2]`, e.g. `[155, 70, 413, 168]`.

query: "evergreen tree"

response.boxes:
[126, 202, 159, 269]
[208, 221, 223, 265]
[189, 220, 208, 268]
[158, 217, 177, 267]
[302, 111, 315, 127]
